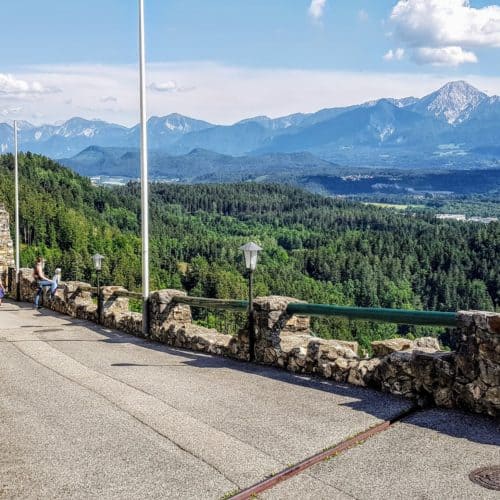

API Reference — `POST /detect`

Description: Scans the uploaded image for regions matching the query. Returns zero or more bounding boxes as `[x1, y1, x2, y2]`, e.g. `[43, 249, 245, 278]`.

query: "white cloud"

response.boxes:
[358, 9, 369, 22]
[100, 95, 118, 103]
[413, 46, 478, 66]
[3, 62, 500, 126]
[149, 80, 194, 93]
[0, 73, 60, 96]
[308, 0, 326, 21]
[383, 48, 405, 61]
[388, 0, 500, 66]
[1, 106, 23, 116]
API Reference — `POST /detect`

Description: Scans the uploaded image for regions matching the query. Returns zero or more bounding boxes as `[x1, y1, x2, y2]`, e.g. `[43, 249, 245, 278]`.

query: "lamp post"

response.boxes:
[239, 242, 262, 361]
[93, 253, 104, 324]
[13, 120, 20, 301]
[138, 0, 150, 336]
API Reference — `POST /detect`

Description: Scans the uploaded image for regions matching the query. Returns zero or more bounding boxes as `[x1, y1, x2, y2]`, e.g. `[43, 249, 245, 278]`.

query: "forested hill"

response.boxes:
[0, 152, 141, 289]
[0, 153, 498, 348]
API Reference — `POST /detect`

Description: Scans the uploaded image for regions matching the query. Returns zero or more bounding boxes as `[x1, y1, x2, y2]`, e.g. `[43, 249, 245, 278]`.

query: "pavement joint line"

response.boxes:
[229, 405, 419, 500]
[42, 339, 293, 471]
[298, 470, 362, 500]
[3, 302, 418, 495]
[8, 338, 293, 488]
[36, 327, 384, 482]
[8, 339, 241, 489]
[5, 331, 397, 496]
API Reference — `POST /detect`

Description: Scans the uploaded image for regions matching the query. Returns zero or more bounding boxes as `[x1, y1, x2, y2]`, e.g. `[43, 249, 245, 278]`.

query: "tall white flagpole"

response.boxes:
[14, 120, 20, 299]
[139, 0, 150, 334]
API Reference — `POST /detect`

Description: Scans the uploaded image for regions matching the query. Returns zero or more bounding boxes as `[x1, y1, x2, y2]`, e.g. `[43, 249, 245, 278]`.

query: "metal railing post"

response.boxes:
[248, 269, 255, 361]
[143, 294, 150, 337]
[96, 271, 102, 325]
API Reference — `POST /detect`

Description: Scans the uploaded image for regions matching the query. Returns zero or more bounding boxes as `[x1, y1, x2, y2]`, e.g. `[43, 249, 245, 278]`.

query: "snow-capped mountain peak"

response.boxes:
[16, 120, 35, 130]
[163, 114, 194, 133]
[0, 80, 499, 159]
[412, 81, 487, 125]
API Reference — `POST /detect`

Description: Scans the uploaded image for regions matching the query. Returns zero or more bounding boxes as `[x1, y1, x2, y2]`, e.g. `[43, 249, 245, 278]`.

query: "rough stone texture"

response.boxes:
[0, 205, 14, 286]
[12, 272, 499, 417]
[100, 286, 132, 331]
[149, 289, 247, 360]
[413, 336, 442, 350]
[253, 296, 310, 363]
[451, 311, 500, 416]
[149, 289, 191, 335]
[372, 338, 413, 357]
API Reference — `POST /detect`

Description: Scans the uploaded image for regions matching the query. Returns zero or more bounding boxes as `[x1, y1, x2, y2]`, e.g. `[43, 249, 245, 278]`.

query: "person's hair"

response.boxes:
[36, 256, 44, 263]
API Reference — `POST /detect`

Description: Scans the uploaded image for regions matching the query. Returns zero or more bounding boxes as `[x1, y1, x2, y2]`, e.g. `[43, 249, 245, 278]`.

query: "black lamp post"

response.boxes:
[93, 253, 104, 324]
[239, 242, 262, 361]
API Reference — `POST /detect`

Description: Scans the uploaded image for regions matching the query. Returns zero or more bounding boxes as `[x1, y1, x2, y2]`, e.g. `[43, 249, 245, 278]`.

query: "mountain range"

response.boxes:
[2, 81, 500, 169]
[62, 146, 339, 181]
[62, 145, 500, 197]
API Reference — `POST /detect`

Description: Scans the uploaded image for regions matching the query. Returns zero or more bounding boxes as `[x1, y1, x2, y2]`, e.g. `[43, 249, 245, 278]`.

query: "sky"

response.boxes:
[1, 0, 500, 125]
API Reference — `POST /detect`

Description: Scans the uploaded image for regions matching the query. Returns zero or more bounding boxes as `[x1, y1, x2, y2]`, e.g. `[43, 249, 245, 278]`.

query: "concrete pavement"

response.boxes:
[262, 408, 500, 499]
[0, 300, 498, 499]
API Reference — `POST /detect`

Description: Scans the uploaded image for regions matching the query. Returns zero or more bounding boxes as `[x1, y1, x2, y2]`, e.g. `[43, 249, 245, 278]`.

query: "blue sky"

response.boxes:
[1, 1, 500, 125]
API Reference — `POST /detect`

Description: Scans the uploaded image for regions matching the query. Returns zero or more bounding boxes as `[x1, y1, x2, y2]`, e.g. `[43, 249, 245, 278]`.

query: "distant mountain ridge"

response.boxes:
[62, 146, 338, 182]
[2, 81, 500, 167]
[61, 145, 500, 197]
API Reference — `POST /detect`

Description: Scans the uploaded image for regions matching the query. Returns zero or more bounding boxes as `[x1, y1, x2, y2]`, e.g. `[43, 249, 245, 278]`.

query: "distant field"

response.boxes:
[361, 202, 422, 210]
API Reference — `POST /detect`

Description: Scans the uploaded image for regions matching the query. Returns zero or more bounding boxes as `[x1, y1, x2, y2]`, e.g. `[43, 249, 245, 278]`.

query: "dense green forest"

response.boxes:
[1, 153, 498, 350]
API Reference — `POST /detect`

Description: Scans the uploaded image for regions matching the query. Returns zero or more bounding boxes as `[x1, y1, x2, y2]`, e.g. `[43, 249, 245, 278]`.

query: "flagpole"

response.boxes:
[14, 120, 20, 300]
[138, 0, 150, 335]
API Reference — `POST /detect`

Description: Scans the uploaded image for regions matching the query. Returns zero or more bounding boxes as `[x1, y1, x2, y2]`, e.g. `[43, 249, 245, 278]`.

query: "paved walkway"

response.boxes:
[0, 300, 498, 499]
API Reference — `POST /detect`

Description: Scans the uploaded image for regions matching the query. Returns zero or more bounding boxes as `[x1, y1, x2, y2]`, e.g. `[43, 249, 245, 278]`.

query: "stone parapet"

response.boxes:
[452, 311, 499, 416]
[149, 289, 191, 336]
[148, 290, 247, 360]
[253, 296, 311, 363]
[0, 206, 14, 285]
[11, 269, 499, 417]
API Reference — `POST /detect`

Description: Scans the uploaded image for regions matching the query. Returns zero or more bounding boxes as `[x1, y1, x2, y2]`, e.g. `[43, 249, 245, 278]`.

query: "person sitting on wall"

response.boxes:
[33, 256, 57, 310]
[52, 268, 62, 287]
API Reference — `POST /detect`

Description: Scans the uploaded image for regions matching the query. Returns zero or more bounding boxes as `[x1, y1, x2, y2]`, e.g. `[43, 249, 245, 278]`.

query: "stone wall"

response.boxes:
[252, 296, 498, 416]
[0, 205, 14, 285]
[14, 269, 499, 417]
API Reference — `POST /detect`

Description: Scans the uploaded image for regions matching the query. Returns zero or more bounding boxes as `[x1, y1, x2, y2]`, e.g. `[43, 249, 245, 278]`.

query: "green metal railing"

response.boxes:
[286, 303, 457, 327]
[74, 284, 458, 328]
[171, 296, 248, 312]
[173, 296, 458, 327]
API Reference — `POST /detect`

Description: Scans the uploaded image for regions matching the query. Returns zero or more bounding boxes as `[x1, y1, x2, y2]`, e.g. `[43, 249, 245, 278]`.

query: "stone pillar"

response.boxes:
[18, 268, 37, 302]
[7, 267, 15, 294]
[149, 289, 192, 341]
[0, 205, 14, 280]
[252, 296, 309, 364]
[452, 311, 500, 416]
[63, 281, 96, 320]
[100, 287, 142, 336]
[100, 286, 129, 329]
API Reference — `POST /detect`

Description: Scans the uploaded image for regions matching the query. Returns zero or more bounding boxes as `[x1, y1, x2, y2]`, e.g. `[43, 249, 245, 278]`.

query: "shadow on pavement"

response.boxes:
[401, 408, 500, 447]
[6, 299, 500, 448]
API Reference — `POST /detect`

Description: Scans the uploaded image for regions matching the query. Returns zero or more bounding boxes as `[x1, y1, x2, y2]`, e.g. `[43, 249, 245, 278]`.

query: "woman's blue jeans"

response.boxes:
[35, 280, 57, 307]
